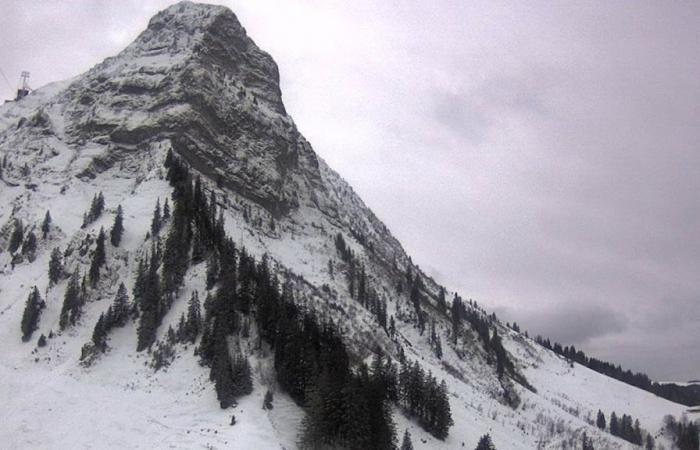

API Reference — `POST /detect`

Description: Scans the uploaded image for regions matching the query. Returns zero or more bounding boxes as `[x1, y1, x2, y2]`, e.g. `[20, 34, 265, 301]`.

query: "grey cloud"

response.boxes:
[518, 304, 629, 346]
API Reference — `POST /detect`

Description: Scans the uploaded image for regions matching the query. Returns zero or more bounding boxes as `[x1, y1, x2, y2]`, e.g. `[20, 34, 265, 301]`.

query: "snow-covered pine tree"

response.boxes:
[41, 210, 52, 238]
[110, 205, 124, 247]
[59, 271, 82, 330]
[21, 231, 37, 262]
[185, 290, 202, 343]
[150, 199, 161, 237]
[20, 286, 44, 342]
[111, 282, 130, 327]
[400, 429, 413, 450]
[48, 247, 63, 286]
[8, 219, 24, 253]
[475, 434, 496, 450]
[89, 227, 106, 286]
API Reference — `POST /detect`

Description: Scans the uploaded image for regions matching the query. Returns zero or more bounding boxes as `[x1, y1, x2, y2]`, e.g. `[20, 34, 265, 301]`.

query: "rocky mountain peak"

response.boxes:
[48, 2, 320, 217]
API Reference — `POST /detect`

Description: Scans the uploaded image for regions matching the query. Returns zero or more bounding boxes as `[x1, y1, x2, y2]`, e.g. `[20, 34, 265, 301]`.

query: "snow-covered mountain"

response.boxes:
[0, 2, 696, 449]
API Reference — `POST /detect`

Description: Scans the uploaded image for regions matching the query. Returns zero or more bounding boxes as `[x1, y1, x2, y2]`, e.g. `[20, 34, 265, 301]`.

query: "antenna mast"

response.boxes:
[15, 71, 31, 101]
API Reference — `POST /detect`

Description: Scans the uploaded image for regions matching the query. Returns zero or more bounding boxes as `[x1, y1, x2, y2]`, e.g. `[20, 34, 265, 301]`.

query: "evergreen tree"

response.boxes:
[645, 434, 655, 450]
[492, 329, 506, 378]
[89, 227, 106, 287]
[110, 205, 124, 247]
[475, 434, 495, 450]
[95, 192, 105, 217]
[161, 192, 190, 296]
[596, 409, 606, 430]
[41, 210, 52, 238]
[8, 219, 24, 253]
[60, 271, 82, 330]
[206, 252, 219, 290]
[163, 198, 170, 221]
[48, 247, 63, 286]
[132, 257, 147, 308]
[610, 412, 619, 436]
[20, 286, 44, 342]
[92, 313, 107, 352]
[451, 294, 462, 344]
[184, 290, 202, 343]
[400, 429, 414, 450]
[263, 389, 274, 410]
[21, 231, 37, 262]
[633, 419, 643, 445]
[82, 192, 105, 227]
[433, 379, 454, 439]
[437, 286, 447, 316]
[151, 199, 162, 237]
[111, 282, 130, 327]
[136, 254, 161, 351]
[434, 335, 443, 359]
[230, 353, 253, 398]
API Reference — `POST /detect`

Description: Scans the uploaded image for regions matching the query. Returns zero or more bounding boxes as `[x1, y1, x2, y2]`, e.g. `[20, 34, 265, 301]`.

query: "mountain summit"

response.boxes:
[62, 1, 321, 218]
[0, 2, 693, 449]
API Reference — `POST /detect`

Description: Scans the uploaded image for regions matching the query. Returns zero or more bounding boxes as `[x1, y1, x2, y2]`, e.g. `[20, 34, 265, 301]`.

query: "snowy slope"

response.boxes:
[0, 2, 696, 449]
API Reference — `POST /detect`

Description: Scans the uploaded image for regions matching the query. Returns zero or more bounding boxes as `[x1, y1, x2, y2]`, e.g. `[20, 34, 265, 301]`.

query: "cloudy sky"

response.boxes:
[1, 1, 698, 380]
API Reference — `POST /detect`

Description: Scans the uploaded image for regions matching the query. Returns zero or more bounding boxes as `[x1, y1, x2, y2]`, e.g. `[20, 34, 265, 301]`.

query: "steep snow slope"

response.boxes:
[0, 2, 695, 449]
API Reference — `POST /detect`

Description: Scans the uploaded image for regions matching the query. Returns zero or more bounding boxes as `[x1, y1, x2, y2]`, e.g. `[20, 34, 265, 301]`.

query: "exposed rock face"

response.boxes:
[61, 2, 320, 217]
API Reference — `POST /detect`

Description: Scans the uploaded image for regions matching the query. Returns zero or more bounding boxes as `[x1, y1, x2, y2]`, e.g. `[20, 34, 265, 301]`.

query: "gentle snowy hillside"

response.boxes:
[0, 2, 696, 449]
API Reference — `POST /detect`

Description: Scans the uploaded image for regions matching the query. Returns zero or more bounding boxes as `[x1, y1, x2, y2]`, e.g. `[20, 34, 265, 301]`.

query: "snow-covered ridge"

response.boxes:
[0, 2, 696, 449]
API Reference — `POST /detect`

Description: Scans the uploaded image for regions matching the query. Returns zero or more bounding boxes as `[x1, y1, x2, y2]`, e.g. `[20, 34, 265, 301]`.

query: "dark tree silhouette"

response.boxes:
[110, 205, 124, 247]
[21, 286, 44, 342]
[41, 210, 52, 238]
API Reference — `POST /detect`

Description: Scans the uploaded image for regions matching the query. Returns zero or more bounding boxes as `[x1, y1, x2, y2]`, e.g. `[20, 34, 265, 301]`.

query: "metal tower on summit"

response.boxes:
[15, 71, 31, 101]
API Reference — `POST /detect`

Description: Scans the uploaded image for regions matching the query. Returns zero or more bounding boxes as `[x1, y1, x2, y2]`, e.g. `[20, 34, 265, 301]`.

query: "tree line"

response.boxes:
[534, 335, 700, 406]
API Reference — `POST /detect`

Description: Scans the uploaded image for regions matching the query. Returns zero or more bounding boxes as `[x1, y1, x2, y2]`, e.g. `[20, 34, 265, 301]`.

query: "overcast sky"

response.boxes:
[1, 0, 698, 381]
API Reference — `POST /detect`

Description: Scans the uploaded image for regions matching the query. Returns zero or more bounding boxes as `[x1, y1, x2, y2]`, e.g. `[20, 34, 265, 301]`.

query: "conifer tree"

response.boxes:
[263, 390, 274, 410]
[92, 313, 107, 352]
[451, 294, 462, 344]
[41, 210, 52, 238]
[185, 290, 202, 343]
[492, 329, 506, 378]
[21, 286, 44, 342]
[8, 219, 24, 253]
[48, 247, 63, 286]
[206, 252, 219, 290]
[645, 434, 654, 450]
[60, 271, 82, 330]
[163, 198, 170, 221]
[161, 193, 190, 295]
[596, 409, 606, 430]
[610, 412, 619, 436]
[111, 282, 130, 327]
[82, 192, 105, 227]
[476, 434, 495, 450]
[437, 286, 447, 316]
[400, 429, 414, 450]
[581, 432, 594, 450]
[89, 227, 106, 287]
[136, 254, 161, 351]
[21, 231, 37, 262]
[230, 353, 253, 398]
[151, 199, 162, 237]
[433, 379, 454, 439]
[110, 205, 124, 247]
